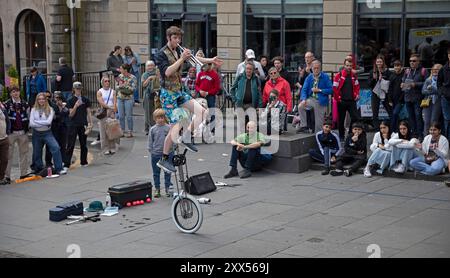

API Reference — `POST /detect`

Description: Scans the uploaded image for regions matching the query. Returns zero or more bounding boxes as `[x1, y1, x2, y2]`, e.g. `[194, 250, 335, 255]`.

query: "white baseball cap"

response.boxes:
[245, 49, 256, 59]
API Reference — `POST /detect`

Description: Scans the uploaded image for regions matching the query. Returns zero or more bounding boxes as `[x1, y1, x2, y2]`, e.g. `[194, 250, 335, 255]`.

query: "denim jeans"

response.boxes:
[133, 71, 140, 102]
[441, 97, 450, 139]
[405, 101, 423, 138]
[391, 103, 403, 133]
[410, 156, 445, 176]
[229, 146, 262, 171]
[117, 98, 134, 132]
[32, 130, 63, 173]
[151, 154, 172, 190]
[206, 95, 216, 131]
[422, 99, 442, 138]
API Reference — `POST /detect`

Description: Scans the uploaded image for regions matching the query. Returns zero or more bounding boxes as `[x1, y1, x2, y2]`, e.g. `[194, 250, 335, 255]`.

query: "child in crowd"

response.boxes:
[148, 109, 172, 198]
[410, 122, 448, 176]
[330, 122, 367, 177]
[309, 119, 342, 175]
[389, 120, 418, 174]
[364, 120, 393, 177]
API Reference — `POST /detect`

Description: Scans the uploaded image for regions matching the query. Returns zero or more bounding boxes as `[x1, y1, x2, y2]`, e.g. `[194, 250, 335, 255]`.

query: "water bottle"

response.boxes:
[168, 185, 174, 198]
[105, 193, 111, 208]
[198, 198, 211, 204]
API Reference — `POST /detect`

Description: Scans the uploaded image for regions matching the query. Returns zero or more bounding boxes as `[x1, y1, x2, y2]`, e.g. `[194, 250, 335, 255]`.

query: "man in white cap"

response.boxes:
[236, 49, 266, 81]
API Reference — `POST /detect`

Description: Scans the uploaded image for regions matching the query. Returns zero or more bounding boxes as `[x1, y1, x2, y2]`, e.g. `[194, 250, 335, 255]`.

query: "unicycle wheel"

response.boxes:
[171, 194, 203, 234]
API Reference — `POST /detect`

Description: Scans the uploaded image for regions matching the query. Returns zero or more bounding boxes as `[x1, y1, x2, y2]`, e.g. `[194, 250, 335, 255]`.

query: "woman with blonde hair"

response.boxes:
[30, 93, 66, 176]
[97, 76, 118, 155]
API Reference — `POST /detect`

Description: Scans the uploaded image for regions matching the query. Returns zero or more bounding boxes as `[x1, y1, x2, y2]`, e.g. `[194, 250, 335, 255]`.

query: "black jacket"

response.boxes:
[389, 69, 405, 105]
[438, 62, 450, 100]
[4, 99, 29, 133]
[343, 132, 367, 158]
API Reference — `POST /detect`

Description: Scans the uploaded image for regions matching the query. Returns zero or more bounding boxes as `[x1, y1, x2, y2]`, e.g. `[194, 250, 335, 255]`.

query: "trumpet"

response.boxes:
[177, 44, 204, 68]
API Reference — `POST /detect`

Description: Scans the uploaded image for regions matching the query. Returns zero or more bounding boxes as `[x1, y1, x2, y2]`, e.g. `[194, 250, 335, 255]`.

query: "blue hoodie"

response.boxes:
[26, 73, 47, 101]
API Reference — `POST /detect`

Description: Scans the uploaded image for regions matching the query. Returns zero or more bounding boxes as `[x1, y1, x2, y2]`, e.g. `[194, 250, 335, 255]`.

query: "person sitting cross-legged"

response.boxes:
[224, 121, 269, 179]
[309, 119, 342, 175]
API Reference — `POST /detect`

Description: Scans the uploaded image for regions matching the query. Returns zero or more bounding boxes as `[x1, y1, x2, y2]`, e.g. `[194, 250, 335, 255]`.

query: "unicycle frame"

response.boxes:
[171, 145, 203, 234]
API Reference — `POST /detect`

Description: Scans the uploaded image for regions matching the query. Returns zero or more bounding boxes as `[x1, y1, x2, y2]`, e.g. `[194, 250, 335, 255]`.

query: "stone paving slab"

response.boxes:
[1, 110, 450, 257]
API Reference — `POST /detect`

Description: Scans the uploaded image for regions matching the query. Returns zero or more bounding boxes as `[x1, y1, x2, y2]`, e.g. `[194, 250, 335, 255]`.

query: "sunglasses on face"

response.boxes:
[410, 60, 418, 62]
[269, 72, 278, 75]
[104, 80, 110, 83]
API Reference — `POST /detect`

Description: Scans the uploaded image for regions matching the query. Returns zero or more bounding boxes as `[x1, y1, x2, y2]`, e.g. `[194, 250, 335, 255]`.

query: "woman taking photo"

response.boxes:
[410, 122, 448, 176]
[422, 64, 443, 138]
[97, 76, 118, 155]
[116, 63, 137, 138]
[30, 93, 66, 176]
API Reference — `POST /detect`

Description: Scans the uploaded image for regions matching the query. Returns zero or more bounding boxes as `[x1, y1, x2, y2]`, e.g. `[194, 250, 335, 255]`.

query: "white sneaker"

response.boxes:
[364, 166, 372, 178]
[394, 163, 405, 173]
[63, 167, 69, 172]
[91, 139, 101, 146]
[59, 168, 67, 175]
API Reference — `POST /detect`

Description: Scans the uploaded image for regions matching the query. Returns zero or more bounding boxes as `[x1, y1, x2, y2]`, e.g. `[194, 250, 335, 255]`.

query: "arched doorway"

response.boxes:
[15, 10, 47, 77]
[0, 18, 4, 87]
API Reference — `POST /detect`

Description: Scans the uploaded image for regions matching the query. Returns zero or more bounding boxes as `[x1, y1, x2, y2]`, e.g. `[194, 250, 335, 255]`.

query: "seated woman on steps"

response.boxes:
[388, 120, 418, 174]
[410, 122, 448, 176]
[364, 120, 393, 177]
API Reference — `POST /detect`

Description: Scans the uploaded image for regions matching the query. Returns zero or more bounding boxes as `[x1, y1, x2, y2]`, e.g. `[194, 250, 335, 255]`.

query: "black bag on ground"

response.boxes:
[185, 172, 216, 195]
[108, 180, 152, 208]
[49, 201, 84, 222]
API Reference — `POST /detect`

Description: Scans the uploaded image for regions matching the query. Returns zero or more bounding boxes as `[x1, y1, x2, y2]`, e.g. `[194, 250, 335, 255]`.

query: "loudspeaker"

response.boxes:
[185, 172, 216, 195]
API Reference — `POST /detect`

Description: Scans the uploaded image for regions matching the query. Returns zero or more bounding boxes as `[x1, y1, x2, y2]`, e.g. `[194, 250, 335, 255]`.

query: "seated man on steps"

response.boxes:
[224, 121, 269, 179]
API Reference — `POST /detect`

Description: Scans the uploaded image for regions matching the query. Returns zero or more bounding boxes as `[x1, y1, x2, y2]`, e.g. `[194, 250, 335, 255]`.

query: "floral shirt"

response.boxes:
[116, 73, 137, 100]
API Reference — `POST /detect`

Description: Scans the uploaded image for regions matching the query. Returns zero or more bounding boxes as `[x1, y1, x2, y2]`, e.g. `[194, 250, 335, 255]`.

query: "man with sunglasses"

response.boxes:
[401, 54, 428, 140]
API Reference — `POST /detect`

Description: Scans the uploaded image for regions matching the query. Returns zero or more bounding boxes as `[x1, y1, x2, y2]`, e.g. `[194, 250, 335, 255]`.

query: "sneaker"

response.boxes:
[91, 139, 101, 146]
[394, 163, 405, 174]
[154, 189, 161, 198]
[239, 169, 252, 179]
[344, 169, 352, 177]
[390, 162, 400, 172]
[0, 179, 9, 185]
[178, 140, 198, 153]
[104, 150, 112, 155]
[157, 158, 177, 173]
[81, 164, 89, 168]
[364, 166, 372, 178]
[165, 190, 171, 197]
[296, 127, 310, 134]
[321, 167, 330, 175]
[58, 169, 68, 175]
[224, 168, 239, 179]
[330, 169, 343, 176]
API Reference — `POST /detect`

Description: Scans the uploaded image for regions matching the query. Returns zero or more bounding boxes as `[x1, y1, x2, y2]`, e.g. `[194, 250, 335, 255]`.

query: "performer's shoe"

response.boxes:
[177, 138, 198, 153]
[157, 158, 177, 173]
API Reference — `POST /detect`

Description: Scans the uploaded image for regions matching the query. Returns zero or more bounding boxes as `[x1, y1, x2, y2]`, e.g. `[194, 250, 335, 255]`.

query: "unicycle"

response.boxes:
[170, 145, 203, 234]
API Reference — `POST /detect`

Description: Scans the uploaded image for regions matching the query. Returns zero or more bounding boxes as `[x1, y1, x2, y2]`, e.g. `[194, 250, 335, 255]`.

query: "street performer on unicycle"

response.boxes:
[155, 26, 222, 233]
[155, 26, 222, 173]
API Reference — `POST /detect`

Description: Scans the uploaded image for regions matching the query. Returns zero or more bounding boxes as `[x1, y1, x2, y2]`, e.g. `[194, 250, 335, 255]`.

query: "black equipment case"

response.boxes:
[185, 172, 216, 195]
[108, 180, 152, 208]
[49, 201, 84, 222]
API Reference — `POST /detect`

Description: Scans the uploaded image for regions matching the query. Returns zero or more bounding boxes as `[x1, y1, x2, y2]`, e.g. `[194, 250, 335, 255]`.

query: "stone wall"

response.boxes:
[76, 0, 149, 72]
[322, 0, 354, 72]
[217, 0, 243, 72]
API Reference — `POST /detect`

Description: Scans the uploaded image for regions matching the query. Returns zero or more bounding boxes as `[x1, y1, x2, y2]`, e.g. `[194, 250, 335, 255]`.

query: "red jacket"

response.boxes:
[333, 69, 360, 102]
[195, 70, 221, 96]
[263, 77, 292, 112]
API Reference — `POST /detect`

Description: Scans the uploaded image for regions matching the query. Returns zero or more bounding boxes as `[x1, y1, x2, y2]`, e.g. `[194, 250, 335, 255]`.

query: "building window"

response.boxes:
[244, 0, 323, 71]
[356, 0, 450, 70]
[16, 10, 47, 77]
[150, 0, 217, 58]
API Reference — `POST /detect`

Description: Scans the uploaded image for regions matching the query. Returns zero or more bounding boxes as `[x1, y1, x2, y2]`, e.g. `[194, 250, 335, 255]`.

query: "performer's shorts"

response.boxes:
[160, 88, 192, 124]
